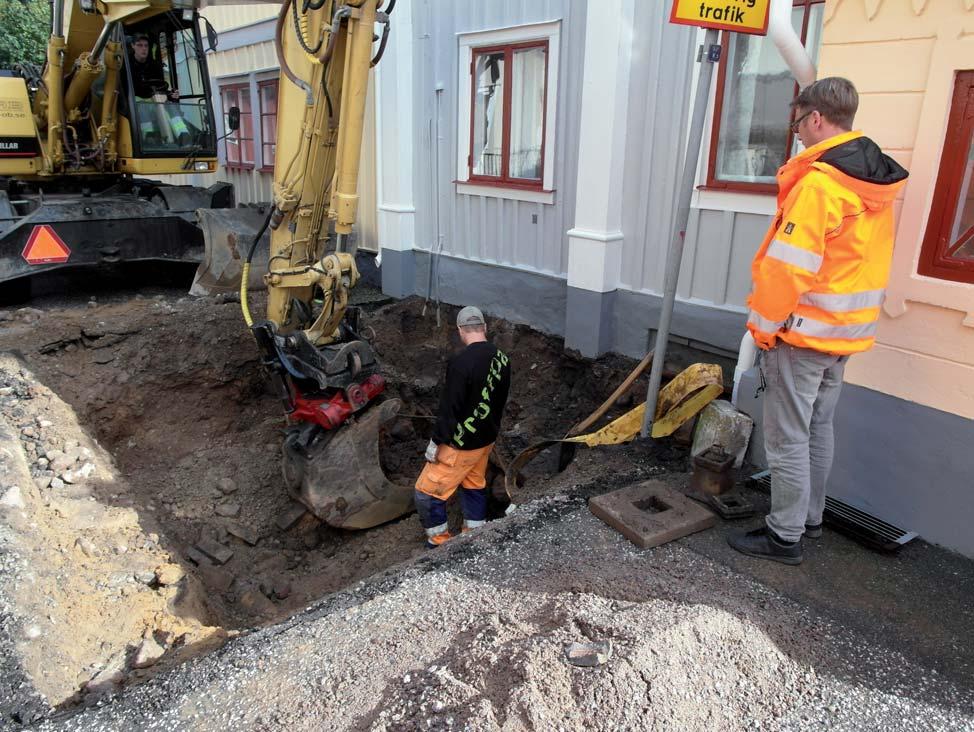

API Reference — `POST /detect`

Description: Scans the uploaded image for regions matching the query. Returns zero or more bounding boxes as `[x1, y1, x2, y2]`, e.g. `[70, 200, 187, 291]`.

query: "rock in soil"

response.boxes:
[0, 485, 25, 509]
[215, 502, 241, 518]
[154, 564, 185, 586]
[131, 638, 166, 669]
[565, 640, 613, 667]
[199, 565, 234, 594]
[275, 502, 309, 531]
[194, 539, 234, 566]
[226, 522, 259, 546]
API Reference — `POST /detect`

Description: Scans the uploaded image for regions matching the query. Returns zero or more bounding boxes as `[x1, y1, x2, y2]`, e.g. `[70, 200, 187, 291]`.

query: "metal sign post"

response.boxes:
[640, 28, 719, 438]
[642, 1, 770, 438]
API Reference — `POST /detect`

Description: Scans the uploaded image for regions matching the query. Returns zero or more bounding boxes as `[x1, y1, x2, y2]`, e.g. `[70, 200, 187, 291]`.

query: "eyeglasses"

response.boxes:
[789, 109, 815, 134]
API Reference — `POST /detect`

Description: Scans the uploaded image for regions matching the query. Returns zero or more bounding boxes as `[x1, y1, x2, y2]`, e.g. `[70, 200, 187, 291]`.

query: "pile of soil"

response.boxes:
[0, 288, 703, 716]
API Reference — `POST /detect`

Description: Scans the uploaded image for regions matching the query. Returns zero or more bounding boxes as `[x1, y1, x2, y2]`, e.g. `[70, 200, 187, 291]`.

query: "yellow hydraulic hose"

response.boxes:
[240, 262, 254, 327]
[240, 207, 276, 328]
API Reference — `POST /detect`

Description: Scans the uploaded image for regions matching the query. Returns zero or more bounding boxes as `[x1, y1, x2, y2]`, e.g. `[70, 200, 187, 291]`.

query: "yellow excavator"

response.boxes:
[1, 0, 412, 528]
[0, 0, 238, 297]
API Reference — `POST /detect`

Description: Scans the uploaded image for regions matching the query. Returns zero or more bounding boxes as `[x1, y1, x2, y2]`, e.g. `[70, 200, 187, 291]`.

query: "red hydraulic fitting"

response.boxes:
[289, 374, 386, 431]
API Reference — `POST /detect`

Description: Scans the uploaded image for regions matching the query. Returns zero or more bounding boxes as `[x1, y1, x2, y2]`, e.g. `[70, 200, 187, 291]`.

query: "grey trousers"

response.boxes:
[761, 342, 848, 542]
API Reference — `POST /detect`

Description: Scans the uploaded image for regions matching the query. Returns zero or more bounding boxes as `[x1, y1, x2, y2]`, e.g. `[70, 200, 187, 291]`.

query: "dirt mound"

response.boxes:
[371, 597, 813, 731]
[0, 356, 222, 712]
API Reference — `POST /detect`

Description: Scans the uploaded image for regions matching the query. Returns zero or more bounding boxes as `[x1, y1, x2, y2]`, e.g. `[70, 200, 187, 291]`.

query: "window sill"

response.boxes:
[456, 180, 554, 205]
[224, 164, 255, 171]
[692, 187, 777, 216]
[916, 265, 974, 286]
[259, 166, 274, 174]
[699, 181, 778, 194]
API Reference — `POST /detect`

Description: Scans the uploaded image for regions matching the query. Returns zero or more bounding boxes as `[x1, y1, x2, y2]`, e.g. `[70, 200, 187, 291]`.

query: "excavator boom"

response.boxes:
[221, 0, 411, 529]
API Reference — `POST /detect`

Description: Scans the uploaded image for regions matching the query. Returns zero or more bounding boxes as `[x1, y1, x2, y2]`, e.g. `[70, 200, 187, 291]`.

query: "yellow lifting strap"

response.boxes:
[568, 362, 724, 444]
[498, 363, 725, 503]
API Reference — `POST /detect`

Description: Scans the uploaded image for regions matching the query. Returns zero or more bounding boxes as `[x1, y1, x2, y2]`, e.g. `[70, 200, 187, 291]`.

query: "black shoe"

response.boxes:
[804, 522, 823, 539]
[728, 526, 803, 565]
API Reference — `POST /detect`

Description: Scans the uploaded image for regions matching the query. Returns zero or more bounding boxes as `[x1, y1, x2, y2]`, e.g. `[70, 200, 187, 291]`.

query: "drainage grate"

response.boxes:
[746, 470, 918, 552]
[822, 496, 918, 552]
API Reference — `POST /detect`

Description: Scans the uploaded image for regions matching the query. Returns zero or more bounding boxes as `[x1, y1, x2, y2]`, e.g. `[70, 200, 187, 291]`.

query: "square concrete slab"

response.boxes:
[589, 480, 716, 549]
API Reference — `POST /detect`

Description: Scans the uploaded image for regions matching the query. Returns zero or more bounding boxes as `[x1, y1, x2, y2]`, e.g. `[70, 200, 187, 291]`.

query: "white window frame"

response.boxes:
[456, 20, 560, 205]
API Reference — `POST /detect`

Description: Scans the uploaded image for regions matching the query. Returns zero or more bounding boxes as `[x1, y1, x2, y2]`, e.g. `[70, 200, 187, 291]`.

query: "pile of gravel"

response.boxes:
[27, 494, 973, 731]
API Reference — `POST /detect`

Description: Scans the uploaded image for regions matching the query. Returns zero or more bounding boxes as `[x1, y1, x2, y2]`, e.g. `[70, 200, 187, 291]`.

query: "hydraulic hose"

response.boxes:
[275, 0, 314, 104]
[240, 206, 276, 327]
[293, 1, 324, 56]
[370, 13, 390, 67]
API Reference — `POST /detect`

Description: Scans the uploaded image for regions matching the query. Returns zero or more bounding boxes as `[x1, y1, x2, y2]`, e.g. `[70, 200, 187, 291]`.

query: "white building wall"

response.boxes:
[411, 0, 588, 277]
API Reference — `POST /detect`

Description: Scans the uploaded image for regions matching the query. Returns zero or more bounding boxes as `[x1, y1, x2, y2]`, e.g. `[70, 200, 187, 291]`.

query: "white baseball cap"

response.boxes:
[456, 306, 485, 327]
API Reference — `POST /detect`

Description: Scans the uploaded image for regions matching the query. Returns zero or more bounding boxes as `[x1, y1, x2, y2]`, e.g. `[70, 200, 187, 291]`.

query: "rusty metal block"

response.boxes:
[589, 480, 716, 549]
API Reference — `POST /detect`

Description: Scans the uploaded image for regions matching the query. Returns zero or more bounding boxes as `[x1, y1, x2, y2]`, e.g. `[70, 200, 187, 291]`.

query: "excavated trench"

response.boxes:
[0, 272, 702, 710]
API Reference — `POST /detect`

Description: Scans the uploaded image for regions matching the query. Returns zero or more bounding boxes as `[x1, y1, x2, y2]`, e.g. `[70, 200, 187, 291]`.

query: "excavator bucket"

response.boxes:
[189, 207, 271, 296]
[286, 399, 415, 529]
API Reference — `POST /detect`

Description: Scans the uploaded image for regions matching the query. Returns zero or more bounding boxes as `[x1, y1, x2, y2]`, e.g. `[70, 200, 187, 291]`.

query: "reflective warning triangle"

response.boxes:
[22, 225, 72, 265]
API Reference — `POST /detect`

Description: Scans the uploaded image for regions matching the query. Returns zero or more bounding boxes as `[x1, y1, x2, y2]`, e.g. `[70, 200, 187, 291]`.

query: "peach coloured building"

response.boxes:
[798, 0, 974, 555]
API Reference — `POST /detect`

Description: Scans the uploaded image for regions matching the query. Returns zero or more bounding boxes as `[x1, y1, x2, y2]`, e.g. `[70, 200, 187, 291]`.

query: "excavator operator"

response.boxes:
[127, 32, 189, 146]
[128, 34, 178, 101]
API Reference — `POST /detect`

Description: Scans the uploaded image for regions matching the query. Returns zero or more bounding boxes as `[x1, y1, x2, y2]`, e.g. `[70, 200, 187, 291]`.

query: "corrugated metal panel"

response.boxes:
[209, 42, 279, 78]
[618, 2, 695, 295]
[617, 9, 772, 312]
[675, 208, 770, 308]
[412, 0, 586, 277]
[202, 4, 279, 33]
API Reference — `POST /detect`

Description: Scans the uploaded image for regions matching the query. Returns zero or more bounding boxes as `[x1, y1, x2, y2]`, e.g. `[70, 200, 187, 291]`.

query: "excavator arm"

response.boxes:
[230, 0, 411, 530]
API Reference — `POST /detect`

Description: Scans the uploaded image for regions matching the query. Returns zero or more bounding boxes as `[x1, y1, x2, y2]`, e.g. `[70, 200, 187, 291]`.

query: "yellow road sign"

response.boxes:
[670, 0, 770, 36]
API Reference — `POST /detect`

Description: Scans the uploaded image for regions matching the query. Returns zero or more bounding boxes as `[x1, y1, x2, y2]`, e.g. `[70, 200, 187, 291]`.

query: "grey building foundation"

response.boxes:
[379, 248, 747, 360]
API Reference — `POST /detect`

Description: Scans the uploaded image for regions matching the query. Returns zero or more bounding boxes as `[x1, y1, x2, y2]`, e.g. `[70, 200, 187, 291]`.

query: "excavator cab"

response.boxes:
[0, 5, 230, 289]
[118, 14, 218, 168]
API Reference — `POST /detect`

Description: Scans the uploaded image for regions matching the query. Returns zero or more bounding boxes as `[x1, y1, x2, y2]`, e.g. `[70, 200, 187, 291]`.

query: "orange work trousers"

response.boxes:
[415, 443, 493, 500]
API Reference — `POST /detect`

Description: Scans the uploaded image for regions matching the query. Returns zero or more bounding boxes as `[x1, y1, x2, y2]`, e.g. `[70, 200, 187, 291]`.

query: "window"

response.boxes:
[220, 83, 254, 168]
[707, 0, 825, 192]
[259, 79, 278, 171]
[918, 71, 974, 284]
[456, 21, 560, 203]
[468, 42, 547, 186]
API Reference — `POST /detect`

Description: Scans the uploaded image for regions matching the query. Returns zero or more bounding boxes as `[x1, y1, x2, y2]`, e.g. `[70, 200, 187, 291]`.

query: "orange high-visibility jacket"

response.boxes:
[747, 131, 909, 355]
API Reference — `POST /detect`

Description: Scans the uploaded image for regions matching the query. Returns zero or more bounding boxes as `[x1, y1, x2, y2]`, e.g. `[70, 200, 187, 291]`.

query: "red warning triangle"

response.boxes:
[22, 225, 71, 265]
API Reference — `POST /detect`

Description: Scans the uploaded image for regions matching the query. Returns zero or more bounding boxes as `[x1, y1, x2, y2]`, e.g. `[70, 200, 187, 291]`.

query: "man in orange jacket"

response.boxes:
[728, 77, 908, 565]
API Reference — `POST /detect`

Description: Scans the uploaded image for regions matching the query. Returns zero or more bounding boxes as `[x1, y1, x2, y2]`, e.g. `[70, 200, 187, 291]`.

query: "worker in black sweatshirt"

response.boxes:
[414, 306, 511, 548]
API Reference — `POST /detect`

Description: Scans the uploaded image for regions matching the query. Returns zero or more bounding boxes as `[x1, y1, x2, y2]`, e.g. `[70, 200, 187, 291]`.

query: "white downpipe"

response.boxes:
[768, 0, 817, 88]
[732, 1, 814, 406]
[732, 332, 758, 407]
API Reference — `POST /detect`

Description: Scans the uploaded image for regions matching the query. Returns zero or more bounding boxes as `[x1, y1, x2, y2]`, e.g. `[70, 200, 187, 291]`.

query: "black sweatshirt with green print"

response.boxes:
[432, 341, 511, 450]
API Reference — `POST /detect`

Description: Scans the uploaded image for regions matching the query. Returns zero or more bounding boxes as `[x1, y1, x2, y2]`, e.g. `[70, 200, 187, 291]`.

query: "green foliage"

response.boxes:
[0, 0, 50, 70]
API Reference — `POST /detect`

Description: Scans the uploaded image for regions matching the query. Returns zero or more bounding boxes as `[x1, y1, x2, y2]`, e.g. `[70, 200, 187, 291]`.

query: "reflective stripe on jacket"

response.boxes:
[747, 131, 909, 355]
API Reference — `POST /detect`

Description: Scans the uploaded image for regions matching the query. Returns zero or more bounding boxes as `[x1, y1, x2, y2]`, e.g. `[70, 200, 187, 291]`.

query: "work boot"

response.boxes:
[462, 519, 486, 533]
[728, 526, 803, 565]
[425, 530, 454, 549]
[804, 522, 823, 539]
